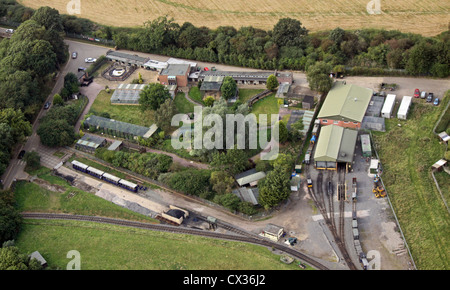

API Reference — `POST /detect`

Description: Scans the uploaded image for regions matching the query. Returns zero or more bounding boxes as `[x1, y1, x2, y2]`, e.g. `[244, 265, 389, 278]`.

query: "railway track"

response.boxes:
[307, 166, 357, 270]
[21, 212, 329, 270]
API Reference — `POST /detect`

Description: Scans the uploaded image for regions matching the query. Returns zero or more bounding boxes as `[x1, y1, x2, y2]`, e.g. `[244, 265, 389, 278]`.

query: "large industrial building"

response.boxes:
[313, 124, 358, 170]
[158, 64, 190, 87]
[318, 82, 373, 129]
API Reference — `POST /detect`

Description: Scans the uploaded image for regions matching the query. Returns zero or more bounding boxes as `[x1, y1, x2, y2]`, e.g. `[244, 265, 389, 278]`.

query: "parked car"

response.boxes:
[427, 92, 434, 102]
[18, 150, 26, 159]
[78, 67, 86, 72]
[85, 57, 96, 63]
[433, 98, 439, 106]
[420, 91, 427, 99]
[72, 52, 77, 59]
[44, 101, 51, 109]
[5, 29, 14, 34]
[414, 88, 420, 98]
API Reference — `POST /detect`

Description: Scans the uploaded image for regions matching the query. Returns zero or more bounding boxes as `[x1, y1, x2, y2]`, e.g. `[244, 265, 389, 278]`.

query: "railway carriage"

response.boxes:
[102, 172, 121, 185]
[118, 179, 138, 192]
[86, 166, 105, 178]
[71, 160, 89, 172]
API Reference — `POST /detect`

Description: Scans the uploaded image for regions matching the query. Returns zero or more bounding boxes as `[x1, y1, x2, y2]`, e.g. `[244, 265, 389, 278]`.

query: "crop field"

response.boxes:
[19, 0, 450, 36]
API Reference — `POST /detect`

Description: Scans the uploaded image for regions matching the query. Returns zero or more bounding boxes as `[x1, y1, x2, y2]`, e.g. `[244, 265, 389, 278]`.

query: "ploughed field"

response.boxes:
[19, 0, 449, 36]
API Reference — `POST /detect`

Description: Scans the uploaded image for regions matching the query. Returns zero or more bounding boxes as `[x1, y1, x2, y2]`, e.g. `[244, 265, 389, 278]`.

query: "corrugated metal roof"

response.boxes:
[318, 82, 373, 123]
[314, 125, 358, 163]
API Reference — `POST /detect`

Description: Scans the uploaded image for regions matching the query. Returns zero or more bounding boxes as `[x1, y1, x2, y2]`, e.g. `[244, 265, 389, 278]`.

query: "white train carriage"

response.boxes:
[71, 160, 89, 172]
[118, 179, 138, 192]
[86, 166, 105, 178]
[102, 172, 121, 185]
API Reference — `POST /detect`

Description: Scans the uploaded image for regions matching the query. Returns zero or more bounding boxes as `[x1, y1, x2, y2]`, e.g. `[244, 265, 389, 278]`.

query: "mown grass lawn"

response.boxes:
[174, 91, 195, 114]
[15, 219, 306, 270]
[89, 89, 155, 127]
[250, 93, 280, 124]
[372, 93, 450, 270]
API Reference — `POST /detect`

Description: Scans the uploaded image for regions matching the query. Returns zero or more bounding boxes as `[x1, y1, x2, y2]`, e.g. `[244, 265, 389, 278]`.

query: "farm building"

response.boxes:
[105, 50, 149, 67]
[234, 169, 266, 187]
[381, 94, 396, 118]
[75, 134, 106, 153]
[107, 140, 123, 151]
[302, 95, 315, 110]
[200, 75, 224, 93]
[198, 70, 293, 85]
[84, 115, 158, 140]
[397, 96, 412, 120]
[143, 59, 168, 71]
[313, 125, 358, 170]
[365, 95, 385, 117]
[276, 83, 290, 98]
[318, 81, 373, 129]
[360, 134, 372, 157]
[232, 187, 259, 205]
[166, 58, 197, 71]
[110, 83, 147, 105]
[259, 224, 284, 242]
[159, 64, 190, 87]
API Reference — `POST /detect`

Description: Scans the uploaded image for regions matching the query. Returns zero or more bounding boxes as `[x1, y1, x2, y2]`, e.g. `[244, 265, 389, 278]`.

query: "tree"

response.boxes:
[210, 171, 235, 195]
[0, 199, 22, 245]
[52, 93, 64, 106]
[23, 151, 40, 171]
[37, 119, 75, 147]
[266, 74, 279, 91]
[220, 76, 237, 100]
[405, 41, 436, 76]
[258, 166, 291, 209]
[139, 83, 171, 111]
[155, 98, 177, 132]
[272, 18, 308, 48]
[276, 121, 289, 144]
[209, 148, 249, 176]
[306, 61, 333, 93]
[203, 96, 215, 107]
[30, 6, 64, 32]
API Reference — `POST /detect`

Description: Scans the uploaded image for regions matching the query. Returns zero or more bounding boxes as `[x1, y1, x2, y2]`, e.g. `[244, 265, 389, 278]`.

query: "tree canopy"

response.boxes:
[139, 83, 171, 111]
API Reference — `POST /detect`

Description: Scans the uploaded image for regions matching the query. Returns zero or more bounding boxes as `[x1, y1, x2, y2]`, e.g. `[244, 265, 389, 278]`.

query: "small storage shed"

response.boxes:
[29, 251, 47, 268]
[290, 175, 301, 191]
[234, 169, 266, 187]
[381, 94, 396, 118]
[397, 96, 412, 120]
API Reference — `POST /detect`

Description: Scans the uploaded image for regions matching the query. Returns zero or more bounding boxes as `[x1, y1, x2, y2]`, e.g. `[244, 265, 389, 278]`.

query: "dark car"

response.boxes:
[414, 88, 420, 98]
[18, 150, 26, 159]
[44, 101, 51, 109]
[427, 92, 434, 102]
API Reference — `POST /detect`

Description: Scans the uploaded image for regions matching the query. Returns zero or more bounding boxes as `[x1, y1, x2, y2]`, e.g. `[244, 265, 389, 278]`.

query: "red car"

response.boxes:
[414, 88, 420, 98]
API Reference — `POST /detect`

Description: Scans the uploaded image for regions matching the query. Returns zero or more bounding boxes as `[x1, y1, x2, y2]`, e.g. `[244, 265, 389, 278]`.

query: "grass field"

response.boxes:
[372, 94, 450, 270]
[88, 89, 155, 127]
[15, 219, 306, 270]
[19, 0, 450, 36]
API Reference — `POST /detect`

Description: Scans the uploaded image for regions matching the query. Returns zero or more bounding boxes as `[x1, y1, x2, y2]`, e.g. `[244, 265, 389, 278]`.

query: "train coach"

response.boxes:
[70, 160, 138, 193]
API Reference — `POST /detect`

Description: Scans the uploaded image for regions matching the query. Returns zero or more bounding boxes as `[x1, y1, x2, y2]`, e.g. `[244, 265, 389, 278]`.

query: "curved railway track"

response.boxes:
[21, 212, 329, 270]
[306, 167, 357, 270]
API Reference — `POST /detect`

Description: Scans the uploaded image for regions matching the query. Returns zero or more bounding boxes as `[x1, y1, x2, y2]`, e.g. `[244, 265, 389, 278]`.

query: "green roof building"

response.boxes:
[318, 82, 373, 129]
[314, 124, 358, 170]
